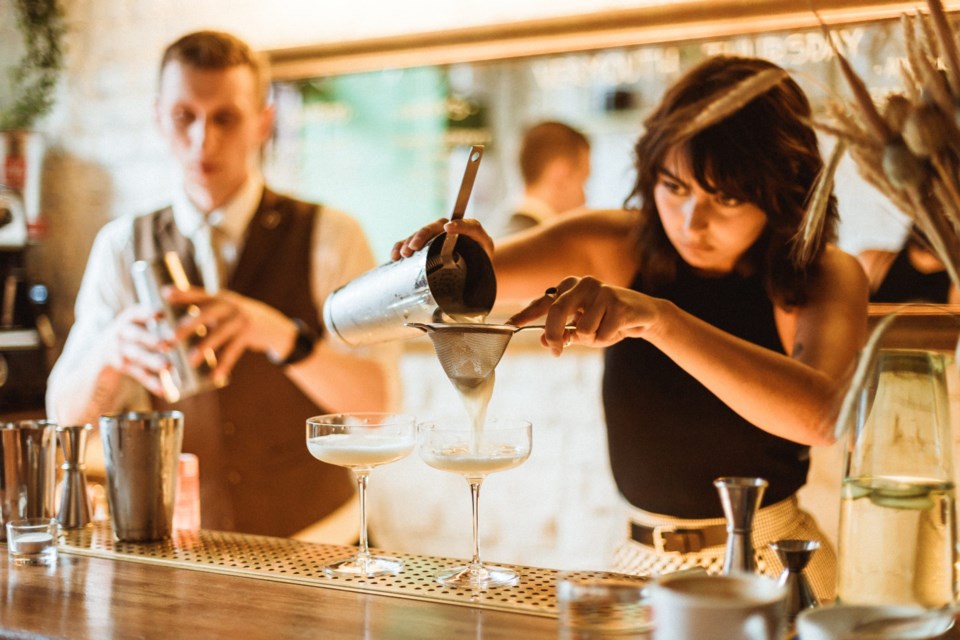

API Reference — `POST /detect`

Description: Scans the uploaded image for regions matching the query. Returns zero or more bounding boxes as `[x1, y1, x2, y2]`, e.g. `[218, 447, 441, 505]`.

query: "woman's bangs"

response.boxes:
[688, 130, 761, 205]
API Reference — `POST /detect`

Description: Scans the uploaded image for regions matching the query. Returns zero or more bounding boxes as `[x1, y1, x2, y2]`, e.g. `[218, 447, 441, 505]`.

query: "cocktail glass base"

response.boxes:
[323, 554, 405, 577]
[436, 563, 519, 589]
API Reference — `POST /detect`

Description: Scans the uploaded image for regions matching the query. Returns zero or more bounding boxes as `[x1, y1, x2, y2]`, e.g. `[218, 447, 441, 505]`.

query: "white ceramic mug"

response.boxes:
[650, 572, 788, 640]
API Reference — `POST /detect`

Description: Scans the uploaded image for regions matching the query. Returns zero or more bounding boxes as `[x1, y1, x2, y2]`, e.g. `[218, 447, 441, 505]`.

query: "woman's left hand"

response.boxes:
[507, 276, 663, 355]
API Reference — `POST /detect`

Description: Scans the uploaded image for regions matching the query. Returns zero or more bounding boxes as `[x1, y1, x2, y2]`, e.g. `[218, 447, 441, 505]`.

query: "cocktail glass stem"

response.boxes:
[323, 466, 405, 577]
[355, 470, 371, 563]
[468, 479, 483, 572]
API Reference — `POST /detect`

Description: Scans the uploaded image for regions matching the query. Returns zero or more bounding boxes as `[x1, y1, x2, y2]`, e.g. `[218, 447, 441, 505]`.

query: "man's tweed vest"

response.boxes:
[133, 188, 354, 536]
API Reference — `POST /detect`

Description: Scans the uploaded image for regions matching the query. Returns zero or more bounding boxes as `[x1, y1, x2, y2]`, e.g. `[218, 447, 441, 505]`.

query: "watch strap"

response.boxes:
[275, 318, 318, 366]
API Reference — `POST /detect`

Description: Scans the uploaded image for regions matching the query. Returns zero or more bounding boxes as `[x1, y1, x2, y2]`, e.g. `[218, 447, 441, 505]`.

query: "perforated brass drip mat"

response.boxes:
[59, 522, 643, 617]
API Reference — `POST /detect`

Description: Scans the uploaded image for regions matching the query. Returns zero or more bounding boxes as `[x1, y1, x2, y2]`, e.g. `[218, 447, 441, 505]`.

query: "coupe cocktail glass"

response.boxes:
[418, 417, 532, 589]
[306, 413, 416, 577]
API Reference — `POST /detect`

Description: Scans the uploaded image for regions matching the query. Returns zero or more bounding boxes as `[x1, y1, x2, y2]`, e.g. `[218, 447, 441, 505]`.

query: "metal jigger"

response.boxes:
[713, 476, 768, 574]
[56, 424, 94, 529]
[770, 539, 820, 623]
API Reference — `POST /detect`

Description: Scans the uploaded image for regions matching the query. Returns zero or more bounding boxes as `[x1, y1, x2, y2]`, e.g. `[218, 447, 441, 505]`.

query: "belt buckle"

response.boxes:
[651, 524, 677, 554]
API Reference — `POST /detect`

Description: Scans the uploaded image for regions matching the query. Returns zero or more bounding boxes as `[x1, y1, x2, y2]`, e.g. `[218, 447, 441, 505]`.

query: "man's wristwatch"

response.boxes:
[274, 318, 319, 366]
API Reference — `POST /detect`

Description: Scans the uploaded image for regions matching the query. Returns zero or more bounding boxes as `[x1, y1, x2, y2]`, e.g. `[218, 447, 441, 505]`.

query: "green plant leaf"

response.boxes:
[1, 0, 66, 130]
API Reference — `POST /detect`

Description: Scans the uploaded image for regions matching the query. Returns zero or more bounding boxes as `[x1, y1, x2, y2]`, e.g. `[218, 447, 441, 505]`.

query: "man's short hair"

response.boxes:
[159, 30, 270, 106]
[519, 121, 590, 185]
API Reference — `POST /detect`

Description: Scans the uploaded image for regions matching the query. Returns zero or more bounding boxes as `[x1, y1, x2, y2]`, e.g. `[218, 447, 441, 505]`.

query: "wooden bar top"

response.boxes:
[4, 528, 959, 639]
[1, 550, 560, 639]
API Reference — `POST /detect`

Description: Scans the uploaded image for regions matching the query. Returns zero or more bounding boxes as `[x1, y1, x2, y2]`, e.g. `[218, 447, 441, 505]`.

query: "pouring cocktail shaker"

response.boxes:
[323, 233, 496, 346]
[323, 146, 495, 346]
[0, 420, 58, 540]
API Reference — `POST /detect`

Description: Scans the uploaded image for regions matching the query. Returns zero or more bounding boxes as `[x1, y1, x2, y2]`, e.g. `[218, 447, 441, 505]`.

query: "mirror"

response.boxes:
[262, 3, 944, 264]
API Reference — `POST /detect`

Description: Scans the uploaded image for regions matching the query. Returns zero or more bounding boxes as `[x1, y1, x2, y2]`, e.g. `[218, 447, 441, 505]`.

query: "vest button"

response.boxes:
[262, 211, 282, 230]
[227, 470, 242, 485]
[223, 421, 236, 436]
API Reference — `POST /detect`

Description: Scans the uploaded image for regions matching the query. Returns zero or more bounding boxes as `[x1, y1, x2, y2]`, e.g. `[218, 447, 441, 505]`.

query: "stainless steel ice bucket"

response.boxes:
[100, 411, 184, 542]
[322, 232, 496, 346]
[0, 420, 58, 540]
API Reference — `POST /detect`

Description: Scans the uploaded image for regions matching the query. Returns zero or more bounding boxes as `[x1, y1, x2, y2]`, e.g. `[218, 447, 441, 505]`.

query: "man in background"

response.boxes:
[497, 120, 591, 237]
[46, 30, 399, 539]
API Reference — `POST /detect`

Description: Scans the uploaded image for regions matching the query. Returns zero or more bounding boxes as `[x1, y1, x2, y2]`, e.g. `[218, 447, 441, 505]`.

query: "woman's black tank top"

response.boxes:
[602, 262, 810, 518]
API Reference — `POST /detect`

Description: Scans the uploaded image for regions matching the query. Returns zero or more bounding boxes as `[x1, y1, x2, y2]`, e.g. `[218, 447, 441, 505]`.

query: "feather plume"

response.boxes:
[813, 120, 881, 151]
[898, 59, 921, 102]
[919, 9, 941, 60]
[911, 41, 955, 115]
[826, 102, 872, 140]
[792, 141, 845, 268]
[670, 68, 789, 141]
[817, 10, 893, 143]
[926, 0, 960, 96]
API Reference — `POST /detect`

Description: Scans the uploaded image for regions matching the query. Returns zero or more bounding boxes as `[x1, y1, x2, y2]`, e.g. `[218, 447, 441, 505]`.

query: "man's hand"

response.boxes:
[104, 303, 173, 398]
[165, 287, 298, 379]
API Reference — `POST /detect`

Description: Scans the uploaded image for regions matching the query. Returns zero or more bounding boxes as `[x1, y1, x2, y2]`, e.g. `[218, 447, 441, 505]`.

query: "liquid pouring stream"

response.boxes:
[407, 322, 575, 450]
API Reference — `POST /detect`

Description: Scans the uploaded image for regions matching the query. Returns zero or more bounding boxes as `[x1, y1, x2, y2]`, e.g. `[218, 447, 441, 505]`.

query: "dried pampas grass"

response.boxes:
[800, 0, 960, 440]
[795, 0, 960, 292]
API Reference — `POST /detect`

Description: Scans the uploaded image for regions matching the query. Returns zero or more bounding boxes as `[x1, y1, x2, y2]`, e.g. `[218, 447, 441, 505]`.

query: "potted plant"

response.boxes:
[0, 0, 65, 241]
[1, 0, 66, 131]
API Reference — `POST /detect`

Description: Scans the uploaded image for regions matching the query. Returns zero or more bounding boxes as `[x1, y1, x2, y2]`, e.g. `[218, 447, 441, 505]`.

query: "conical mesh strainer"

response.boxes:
[407, 323, 518, 384]
[408, 322, 577, 385]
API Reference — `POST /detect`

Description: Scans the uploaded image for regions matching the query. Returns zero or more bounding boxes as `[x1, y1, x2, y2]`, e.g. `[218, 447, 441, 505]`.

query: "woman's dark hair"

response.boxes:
[624, 55, 837, 307]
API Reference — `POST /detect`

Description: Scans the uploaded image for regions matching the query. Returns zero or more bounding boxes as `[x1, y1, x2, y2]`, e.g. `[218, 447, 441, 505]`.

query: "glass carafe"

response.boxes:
[836, 347, 957, 607]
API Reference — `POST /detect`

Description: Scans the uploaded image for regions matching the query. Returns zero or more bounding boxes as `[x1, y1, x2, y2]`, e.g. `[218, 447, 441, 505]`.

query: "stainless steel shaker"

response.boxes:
[131, 253, 223, 403]
[99, 411, 184, 542]
[322, 232, 496, 346]
[0, 420, 58, 540]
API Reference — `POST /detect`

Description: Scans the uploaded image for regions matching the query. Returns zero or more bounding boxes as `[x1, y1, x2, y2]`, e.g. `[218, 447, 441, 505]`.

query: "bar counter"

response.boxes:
[0, 522, 606, 639]
[6, 523, 960, 639]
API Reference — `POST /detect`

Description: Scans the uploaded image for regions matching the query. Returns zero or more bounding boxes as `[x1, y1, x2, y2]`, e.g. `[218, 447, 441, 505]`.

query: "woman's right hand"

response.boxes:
[391, 217, 495, 261]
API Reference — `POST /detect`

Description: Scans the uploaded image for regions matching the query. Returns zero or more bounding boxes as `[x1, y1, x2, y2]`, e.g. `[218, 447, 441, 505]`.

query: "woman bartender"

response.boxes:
[394, 55, 868, 600]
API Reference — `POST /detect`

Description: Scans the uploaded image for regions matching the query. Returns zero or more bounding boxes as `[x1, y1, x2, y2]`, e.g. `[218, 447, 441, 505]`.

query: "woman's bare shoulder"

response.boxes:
[547, 208, 641, 244]
[812, 244, 870, 299]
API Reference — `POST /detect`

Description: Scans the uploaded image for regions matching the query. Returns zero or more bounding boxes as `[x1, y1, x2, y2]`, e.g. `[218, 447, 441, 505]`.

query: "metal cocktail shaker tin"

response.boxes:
[131, 254, 224, 403]
[323, 232, 496, 346]
[100, 411, 184, 542]
[0, 420, 58, 540]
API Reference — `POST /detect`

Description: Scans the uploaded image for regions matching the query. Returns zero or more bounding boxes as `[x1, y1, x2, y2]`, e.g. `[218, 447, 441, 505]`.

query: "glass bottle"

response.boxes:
[836, 347, 957, 607]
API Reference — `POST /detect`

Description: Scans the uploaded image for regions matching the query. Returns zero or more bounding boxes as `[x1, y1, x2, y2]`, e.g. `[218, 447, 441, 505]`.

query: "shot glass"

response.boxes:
[6, 518, 58, 566]
[556, 572, 653, 637]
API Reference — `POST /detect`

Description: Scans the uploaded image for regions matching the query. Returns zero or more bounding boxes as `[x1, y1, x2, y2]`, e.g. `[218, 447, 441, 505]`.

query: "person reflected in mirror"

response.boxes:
[493, 120, 591, 238]
[46, 30, 401, 540]
[858, 224, 959, 303]
[394, 55, 868, 601]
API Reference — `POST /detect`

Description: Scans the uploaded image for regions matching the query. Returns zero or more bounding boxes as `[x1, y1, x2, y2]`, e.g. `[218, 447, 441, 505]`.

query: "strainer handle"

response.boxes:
[513, 324, 578, 332]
